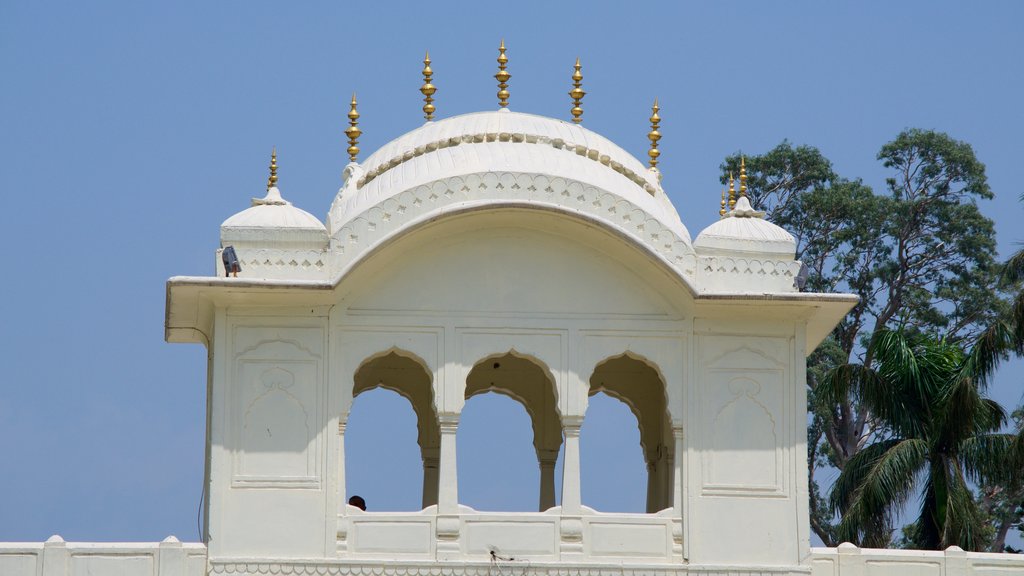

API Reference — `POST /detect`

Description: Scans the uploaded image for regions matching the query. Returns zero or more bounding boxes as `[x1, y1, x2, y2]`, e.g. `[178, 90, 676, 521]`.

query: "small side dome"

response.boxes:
[694, 196, 796, 258]
[221, 186, 328, 250]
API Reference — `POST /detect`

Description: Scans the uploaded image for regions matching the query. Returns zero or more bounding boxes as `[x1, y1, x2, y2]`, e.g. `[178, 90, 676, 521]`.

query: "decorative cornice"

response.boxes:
[355, 131, 660, 197]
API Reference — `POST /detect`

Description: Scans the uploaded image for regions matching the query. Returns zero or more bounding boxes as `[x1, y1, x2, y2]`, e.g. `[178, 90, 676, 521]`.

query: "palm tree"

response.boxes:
[820, 329, 1021, 550]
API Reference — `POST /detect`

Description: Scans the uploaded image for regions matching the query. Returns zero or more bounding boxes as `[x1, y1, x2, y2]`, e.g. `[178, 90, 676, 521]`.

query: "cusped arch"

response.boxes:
[464, 349, 562, 417]
[352, 347, 435, 397]
[348, 347, 441, 510]
[465, 350, 563, 457]
[586, 351, 675, 513]
[462, 349, 564, 512]
[587, 351, 669, 458]
[352, 348, 438, 453]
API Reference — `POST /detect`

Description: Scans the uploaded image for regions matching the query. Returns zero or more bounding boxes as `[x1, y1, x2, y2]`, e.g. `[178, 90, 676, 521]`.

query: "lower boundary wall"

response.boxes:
[3, 538, 1023, 576]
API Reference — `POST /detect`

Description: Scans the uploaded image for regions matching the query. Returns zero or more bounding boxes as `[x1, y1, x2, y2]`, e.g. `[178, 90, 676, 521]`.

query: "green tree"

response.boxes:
[721, 130, 1004, 545]
[819, 330, 1018, 550]
[967, 222, 1024, 551]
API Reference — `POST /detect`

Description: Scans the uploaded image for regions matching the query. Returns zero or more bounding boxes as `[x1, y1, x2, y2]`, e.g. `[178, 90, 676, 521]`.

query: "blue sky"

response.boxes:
[1, 1, 1022, 545]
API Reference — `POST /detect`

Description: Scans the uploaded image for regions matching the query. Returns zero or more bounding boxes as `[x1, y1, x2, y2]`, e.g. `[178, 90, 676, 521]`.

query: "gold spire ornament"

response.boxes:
[569, 57, 585, 124]
[267, 147, 278, 191]
[728, 171, 736, 209]
[647, 98, 661, 169]
[420, 50, 436, 121]
[495, 40, 511, 108]
[345, 93, 361, 163]
[739, 156, 748, 198]
[720, 189, 727, 217]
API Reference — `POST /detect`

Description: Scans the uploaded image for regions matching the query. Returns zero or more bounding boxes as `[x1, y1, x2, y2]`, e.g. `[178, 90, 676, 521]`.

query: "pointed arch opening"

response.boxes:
[345, 350, 439, 511]
[585, 353, 673, 513]
[458, 352, 563, 512]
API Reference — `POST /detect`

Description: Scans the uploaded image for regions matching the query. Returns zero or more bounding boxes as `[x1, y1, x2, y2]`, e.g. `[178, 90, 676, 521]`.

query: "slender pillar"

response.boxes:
[435, 413, 461, 558]
[436, 414, 460, 514]
[538, 449, 559, 511]
[559, 416, 584, 556]
[655, 442, 672, 511]
[663, 446, 675, 511]
[421, 448, 440, 509]
[645, 457, 658, 513]
[671, 424, 685, 560]
[336, 420, 349, 553]
[559, 417, 583, 513]
[671, 425, 684, 514]
[337, 420, 348, 511]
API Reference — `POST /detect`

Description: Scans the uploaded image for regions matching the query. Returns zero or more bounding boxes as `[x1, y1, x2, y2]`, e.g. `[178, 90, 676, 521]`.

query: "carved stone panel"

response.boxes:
[230, 327, 325, 488]
[699, 339, 789, 497]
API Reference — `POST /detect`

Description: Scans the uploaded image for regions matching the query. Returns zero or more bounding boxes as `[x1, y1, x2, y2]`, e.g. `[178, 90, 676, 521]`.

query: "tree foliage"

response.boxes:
[720, 130, 1004, 546]
[819, 330, 1019, 550]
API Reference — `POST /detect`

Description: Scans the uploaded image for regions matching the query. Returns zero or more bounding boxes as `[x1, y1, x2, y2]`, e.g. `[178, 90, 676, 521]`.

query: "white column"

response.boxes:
[435, 413, 461, 559]
[421, 448, 440, 509]
[337, 420, 348, 512]
[645, 458, 657, 513]
[436, 414, 460, 514]
[559, 416, 584, 557]
[671, 424, 685, 560]
[672, 425, 684, 512]
[538, 449, 558, 511]
[663, 445, 675, 512]
[336, 420, 349, 554]
[560, 417, 583, 513]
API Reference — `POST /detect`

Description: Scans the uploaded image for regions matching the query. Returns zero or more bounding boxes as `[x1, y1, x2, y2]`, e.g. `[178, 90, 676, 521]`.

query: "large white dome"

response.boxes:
[328, 109, 688, 244]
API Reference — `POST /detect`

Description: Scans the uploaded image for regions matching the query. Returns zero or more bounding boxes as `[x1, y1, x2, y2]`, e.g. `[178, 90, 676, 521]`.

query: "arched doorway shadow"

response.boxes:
[459, 352, 562, 511]
[347, 351, 439, 510]
[587, 353, 673, 513]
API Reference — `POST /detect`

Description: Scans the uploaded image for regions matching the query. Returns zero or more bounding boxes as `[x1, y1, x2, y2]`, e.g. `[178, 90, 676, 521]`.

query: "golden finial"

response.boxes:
[420, 50, 436, 121]
[728, 171, 736, 209]
[719, 189, 726, 217]
[739, 156, 748, 198]
[647, 98, 661, 169]
[569, 57, 585, 124]
[345, 93, 361, 163]
[267, 147, 278, 191]
[495, 40, 511, 108]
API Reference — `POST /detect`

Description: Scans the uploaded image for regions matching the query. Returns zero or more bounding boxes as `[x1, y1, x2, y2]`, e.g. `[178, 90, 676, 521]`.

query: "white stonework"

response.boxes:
[5, 106, 1021, 576]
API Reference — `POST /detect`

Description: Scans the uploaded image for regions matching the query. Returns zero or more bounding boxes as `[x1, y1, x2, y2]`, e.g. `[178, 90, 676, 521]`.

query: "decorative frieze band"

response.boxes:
[330, 172, 696, 283]
[208, 561, 807, 576]
[356, 132, 660, 197]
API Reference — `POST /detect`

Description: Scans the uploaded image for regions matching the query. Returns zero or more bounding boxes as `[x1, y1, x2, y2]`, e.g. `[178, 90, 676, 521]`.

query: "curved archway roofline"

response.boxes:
[168, 204, 858, 350]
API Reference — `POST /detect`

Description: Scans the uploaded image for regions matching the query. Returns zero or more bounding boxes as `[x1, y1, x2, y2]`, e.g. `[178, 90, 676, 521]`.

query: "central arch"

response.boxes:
[461, 351, 562, 511]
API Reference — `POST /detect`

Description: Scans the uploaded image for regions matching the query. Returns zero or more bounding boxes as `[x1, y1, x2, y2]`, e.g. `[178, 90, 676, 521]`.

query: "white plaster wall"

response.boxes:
[0, 538, 207, 576]
[207, 313, 332, 559]
[685, 319, 806, 567]
[326, 214, 692, 562]
[810, 544, 1024, 576]
[5, 540, 1024, 576]
[332, 213, 688, 423]
[190, 210, 847, 568]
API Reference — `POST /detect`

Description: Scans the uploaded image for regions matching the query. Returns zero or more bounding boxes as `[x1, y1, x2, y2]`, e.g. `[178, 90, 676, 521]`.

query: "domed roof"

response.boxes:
[221, 186, 327, 250]
[222, 186, 326, 231]
[694, 196, 796, 258]
[328, 109, 688, 244]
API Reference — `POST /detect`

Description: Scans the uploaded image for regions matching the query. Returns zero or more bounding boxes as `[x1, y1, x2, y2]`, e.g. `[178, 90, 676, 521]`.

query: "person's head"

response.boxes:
[348, 495, 366, 511]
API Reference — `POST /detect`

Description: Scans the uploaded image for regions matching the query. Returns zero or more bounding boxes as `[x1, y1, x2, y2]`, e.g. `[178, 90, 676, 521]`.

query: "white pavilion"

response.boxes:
[3, 46, 1019, 576]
